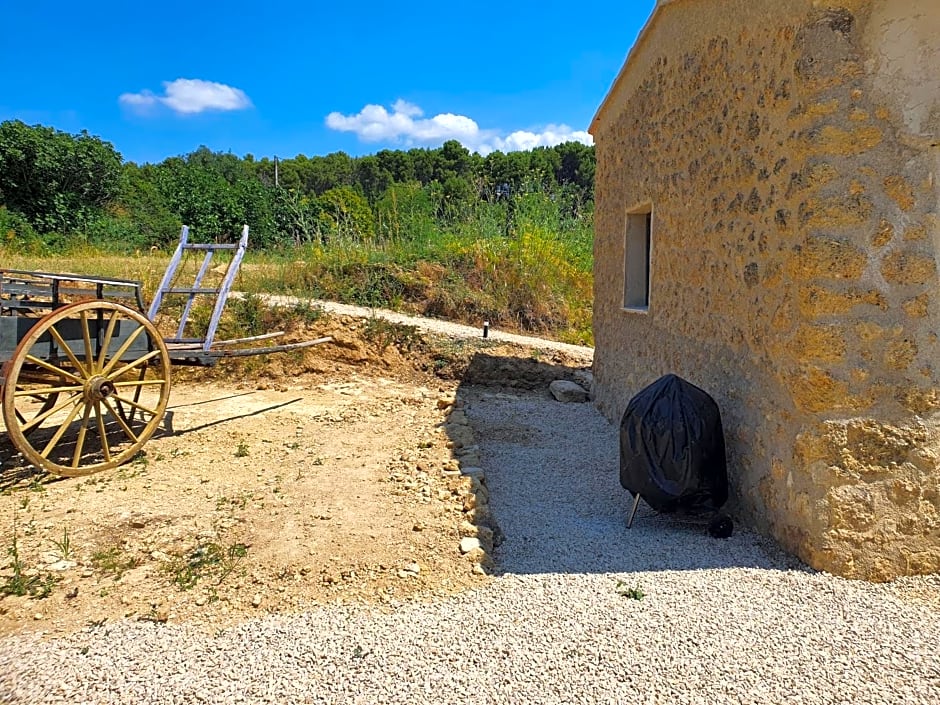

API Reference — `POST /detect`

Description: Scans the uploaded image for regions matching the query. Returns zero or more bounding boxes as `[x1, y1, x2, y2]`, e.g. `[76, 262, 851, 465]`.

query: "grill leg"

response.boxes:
[627, 493, 642, 529]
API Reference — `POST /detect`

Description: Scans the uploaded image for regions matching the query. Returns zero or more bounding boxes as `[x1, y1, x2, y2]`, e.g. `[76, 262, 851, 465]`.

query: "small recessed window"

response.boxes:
[623, 208, 652, 311]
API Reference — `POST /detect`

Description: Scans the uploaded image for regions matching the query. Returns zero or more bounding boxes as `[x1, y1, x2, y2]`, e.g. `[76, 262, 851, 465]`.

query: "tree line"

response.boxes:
[0, 120, 595, 251]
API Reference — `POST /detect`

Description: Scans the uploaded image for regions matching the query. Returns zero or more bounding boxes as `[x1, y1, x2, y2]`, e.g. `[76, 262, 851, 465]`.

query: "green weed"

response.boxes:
[52, 526, 72, 560]
[616, 581, 645, 600]
[2, 522, 59, 598]
[91, 546, 139, 579]
[168, 541, 249, 590]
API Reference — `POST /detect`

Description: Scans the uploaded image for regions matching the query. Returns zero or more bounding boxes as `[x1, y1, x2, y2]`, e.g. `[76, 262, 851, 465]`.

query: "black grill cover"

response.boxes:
[619, 374, 728, 513]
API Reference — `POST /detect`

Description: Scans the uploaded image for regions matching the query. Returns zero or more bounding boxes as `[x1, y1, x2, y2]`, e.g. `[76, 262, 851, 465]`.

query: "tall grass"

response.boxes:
[0, 194, 594, 345]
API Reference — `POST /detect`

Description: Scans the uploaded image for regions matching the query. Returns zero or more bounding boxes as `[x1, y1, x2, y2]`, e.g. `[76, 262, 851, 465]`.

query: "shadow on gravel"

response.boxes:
[446, 353, 805, 578]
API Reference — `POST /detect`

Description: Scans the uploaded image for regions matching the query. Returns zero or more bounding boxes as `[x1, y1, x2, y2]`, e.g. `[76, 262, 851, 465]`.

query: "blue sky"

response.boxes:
[1, 1, 656, 165]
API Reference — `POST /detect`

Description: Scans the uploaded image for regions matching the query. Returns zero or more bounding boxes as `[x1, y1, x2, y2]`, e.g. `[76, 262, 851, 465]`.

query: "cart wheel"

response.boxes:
[2, 301, 171, 476]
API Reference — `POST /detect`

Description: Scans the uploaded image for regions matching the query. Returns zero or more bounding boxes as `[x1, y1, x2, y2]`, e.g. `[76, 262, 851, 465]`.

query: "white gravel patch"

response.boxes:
[2, 387, 938, 704]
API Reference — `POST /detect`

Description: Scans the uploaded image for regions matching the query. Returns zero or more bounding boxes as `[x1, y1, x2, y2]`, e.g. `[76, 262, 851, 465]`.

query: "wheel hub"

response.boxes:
[85, 375, 116, 404]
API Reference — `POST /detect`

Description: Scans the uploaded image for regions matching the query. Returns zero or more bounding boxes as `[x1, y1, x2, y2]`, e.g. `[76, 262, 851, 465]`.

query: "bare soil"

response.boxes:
[0, 312, 591, 636]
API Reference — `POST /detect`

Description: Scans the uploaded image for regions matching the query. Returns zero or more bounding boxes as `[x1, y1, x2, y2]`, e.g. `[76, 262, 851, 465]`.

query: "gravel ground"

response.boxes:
[2, 386, 939, 704]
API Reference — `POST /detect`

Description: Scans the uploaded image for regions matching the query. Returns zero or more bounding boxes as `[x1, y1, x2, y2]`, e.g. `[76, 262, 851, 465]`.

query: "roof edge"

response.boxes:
[589, 0, 685, 135]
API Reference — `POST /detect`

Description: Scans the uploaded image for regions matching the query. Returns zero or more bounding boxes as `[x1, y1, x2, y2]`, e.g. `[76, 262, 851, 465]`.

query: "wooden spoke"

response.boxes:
[40, 399, 84, 459]
[101, 397, 140, 444]
[23, 354, 84, 384]
[19, 392, 82, 434]
[109, 392, 160, 419]
[72, 403, 93, 469]
[80, 311, 95, 371]
[106, 349, 161, 381]
[2, 301, 171, 476]
[13, 384, 83, 397]
[113, 379, 170, 389]
[100, 324, 145, 377]
[48, 324, 88, 377]
[94, 401, 111, 464]
[96, 310, 120, 370]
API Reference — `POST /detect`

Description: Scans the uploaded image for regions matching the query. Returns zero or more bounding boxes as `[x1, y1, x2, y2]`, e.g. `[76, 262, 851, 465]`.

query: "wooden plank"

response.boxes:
[207, 336, 333, 357]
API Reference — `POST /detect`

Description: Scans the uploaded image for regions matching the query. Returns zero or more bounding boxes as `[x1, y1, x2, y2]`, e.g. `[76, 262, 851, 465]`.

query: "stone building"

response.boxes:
[589, 0, 940, 580]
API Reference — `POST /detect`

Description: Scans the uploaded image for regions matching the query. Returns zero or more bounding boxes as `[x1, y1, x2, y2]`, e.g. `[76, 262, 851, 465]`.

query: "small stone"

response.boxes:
[459, 454, 482, 468]
[461, 467, 485, 480]
[33, 613, 43, 621]
[459, 521, 479, 537]
[404, 562, 420, 574]
[46, 560, 77, 572]
[65, 587, 79, 599]
[396, 570, 410, 579]
[460, 537, 482, 554]
[195, 595, 208, 607]
[549, 380, 589, 403]
[573, 369, 594, 388]
[251, 594, 263, 607]
[80, 569, 94, 578]
[472, 564, 487, 576]
[412, 523, 425, 532]
[120, 595, 131, 606]
[150, 551, 169, 561]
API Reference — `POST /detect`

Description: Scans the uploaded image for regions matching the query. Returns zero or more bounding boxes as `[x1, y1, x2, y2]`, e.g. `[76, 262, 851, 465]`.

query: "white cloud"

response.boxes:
[119, 79, 252, 116]
[325, 100, 592, 154]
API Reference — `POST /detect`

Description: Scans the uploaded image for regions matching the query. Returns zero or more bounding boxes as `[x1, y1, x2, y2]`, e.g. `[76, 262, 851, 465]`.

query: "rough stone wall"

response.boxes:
[592, 0, 940, 580]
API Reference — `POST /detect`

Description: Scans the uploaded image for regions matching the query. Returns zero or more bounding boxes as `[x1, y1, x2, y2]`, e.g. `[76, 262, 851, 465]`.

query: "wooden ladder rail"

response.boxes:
[147, 225, 250, 353]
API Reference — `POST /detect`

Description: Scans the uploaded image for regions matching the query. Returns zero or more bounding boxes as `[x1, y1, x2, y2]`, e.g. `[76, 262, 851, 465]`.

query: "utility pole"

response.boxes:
[274, 156, 279, 187]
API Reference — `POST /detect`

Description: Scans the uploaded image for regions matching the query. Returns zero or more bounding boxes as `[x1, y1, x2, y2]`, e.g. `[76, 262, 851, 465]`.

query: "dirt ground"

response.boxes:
[0, 312, 591, 636]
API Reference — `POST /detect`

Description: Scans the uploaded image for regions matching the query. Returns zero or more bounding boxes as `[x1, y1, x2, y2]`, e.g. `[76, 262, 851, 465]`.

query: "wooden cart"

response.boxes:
[1, 226, 329, 477]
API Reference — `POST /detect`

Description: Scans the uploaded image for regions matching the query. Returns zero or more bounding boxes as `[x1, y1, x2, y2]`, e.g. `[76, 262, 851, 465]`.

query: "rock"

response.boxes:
[463, 547, 490, 565]
[459, 521, 479, 537]
[573, 369, 594, 388]
[476, 526, 494, 549]
[150, 551, 169, 561]
[459, 453, 482, 468]
[404, 562, 420, 574]
[65, 586, 79, 599]
[33, 613, 43, 621]
[46, 560, 77, 572]
[549, 380, 589, 403]
[459, 537, 482, 554]
[461, 467, 485, 480]
[195, 595, 208, 607]
[251, 594, 263, 607]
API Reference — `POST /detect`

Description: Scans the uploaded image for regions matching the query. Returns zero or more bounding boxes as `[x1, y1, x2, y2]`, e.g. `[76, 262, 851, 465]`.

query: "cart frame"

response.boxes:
[1, 225, 330, 476]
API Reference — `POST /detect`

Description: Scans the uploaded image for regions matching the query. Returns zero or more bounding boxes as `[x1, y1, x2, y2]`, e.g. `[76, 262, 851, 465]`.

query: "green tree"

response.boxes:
[0, 120, 123, 233]
[317, 186, 374, 239]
